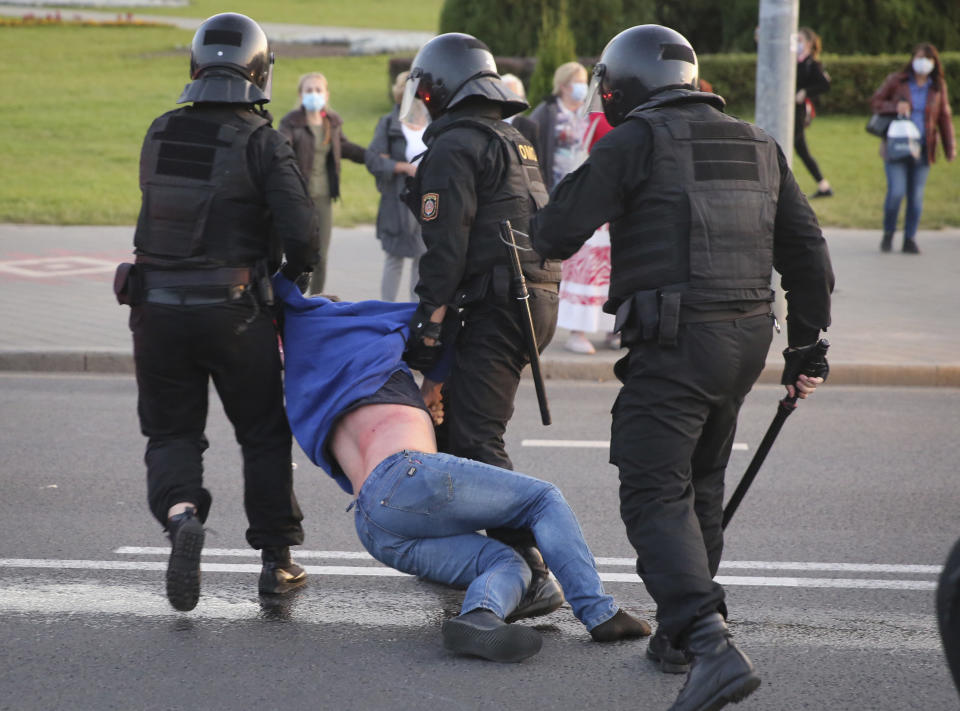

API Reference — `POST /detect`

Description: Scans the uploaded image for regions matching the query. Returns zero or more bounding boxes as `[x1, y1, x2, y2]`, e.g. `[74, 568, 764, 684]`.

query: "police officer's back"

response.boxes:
[531, 25, 834, 711]
[121, 13, 317, 611]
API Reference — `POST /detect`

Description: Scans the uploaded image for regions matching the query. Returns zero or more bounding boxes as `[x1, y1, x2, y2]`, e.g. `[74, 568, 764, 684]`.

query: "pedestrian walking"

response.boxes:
[279, 72, 366, 292]
[871, 43, 955, 254]
[794, 27, 833, 198]
[118, 12, 317, 611]
[530, 25, 834, 711]
[365, 71, 427, 302]
[397, 32, 564, 622]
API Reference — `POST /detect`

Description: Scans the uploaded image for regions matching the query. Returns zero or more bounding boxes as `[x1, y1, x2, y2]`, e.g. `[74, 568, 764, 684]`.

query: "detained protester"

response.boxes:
[398, 33, 563, 619]
[530, 25, 834, 711]
[271, 274, 650, 661]
[116, 13, 317, 611]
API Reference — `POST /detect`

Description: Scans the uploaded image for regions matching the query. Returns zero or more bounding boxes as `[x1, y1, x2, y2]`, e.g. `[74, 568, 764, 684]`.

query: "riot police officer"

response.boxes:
[530, 26, 834, 711]
[398, 33, 564, 621]
[121, 13, 317, 611]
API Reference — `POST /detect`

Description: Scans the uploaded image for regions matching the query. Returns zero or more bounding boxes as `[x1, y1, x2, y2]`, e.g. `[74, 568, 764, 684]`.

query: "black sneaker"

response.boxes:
[902, 239, 921, 254]
[442, 609, 542, 663]
[505, 572, 565, 623]
[165, 508, 204, 612]
[647, 629, 690, 674]
[259, 546, 307, 595]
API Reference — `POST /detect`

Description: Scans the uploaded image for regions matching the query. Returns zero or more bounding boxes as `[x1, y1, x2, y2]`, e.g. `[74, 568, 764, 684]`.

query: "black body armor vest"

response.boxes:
[133, 106, 273, 268]
[431, 115, 559, 283]
[608, 101, 779, 307]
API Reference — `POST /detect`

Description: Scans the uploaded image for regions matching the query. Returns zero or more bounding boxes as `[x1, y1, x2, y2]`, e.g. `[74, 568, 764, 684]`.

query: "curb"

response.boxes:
[2, 349, 959, 387]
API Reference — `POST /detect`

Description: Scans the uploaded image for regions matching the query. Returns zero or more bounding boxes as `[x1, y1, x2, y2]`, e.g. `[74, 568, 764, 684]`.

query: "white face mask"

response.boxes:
[912, 57, 934, 77]
[570, 82, 588, 102]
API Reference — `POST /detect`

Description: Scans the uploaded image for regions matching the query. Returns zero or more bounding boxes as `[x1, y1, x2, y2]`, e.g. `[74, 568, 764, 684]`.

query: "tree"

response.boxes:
[527, 0, 579, 104]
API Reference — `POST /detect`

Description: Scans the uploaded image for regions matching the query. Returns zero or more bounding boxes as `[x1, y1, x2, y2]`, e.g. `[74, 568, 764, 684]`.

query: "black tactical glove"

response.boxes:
[280, 262, 311, 293]
[403, 311, 444, 372]
[781, 339, 830, 386]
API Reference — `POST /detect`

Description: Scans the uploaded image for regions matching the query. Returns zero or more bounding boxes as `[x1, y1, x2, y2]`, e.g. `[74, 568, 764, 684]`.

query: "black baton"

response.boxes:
[499, 219, 551, 426]
[722, 339, 830, 530]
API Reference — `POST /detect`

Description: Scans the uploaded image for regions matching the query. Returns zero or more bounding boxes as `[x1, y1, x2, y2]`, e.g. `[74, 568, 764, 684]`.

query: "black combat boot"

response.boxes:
[442, 608, 543, 663]
[880, 231, 894, 252]
[668, 613, 760, 711]
[165, 507, 204, 612]
[902, 238, 921, 254]
[589, 609, 652, 642]
[647, 628, 690, 674]
[259, 546, 307, 595]
[505, 546, 565, 623]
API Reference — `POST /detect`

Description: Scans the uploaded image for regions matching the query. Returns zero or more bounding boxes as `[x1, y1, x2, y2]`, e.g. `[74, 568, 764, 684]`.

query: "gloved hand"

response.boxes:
[403, 318, 443, 371]
[280, 262, 310, 293]
[781, 340, 830, 387]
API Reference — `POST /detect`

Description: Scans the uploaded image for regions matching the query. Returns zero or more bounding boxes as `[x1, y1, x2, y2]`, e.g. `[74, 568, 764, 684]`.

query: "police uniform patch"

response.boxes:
[421, 192, 439, 221]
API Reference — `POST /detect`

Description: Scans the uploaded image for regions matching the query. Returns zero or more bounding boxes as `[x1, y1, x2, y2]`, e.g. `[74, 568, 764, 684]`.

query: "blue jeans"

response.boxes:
[883, 156, 931, 240]
[353, 450, 618, 631]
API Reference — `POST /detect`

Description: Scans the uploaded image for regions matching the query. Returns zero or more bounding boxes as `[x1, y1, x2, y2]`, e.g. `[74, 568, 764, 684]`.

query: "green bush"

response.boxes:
[700, 52, 960, 116]
[527, 1, 578, 104]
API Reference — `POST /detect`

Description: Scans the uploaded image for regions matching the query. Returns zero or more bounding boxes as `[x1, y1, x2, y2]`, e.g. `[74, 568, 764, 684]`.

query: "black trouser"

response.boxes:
[438, 287, 558, 549]
[610, 313, 772, 644]
[794, 107, 824, 183]
[131, 301, 304, 549]
[938, 536, 960, 699]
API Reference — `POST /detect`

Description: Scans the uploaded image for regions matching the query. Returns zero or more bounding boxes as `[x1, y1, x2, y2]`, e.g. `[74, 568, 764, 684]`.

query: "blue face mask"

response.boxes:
[570, 82, 588, 102]
[302, 92, 326, 112]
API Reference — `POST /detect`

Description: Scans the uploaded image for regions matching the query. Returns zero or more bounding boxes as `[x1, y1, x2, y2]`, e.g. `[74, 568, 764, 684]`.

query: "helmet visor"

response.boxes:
[399, 75, 423, 123]
[580, 66, 604, 119]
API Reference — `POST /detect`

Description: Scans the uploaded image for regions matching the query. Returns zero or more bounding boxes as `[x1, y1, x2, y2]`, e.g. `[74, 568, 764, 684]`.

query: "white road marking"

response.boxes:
[521, 439, 748, 451]
[594, 558, 943, 574]
[0, 255, 117, 278]
[0, 556, 939, 591]
[115, 546, 375, 559]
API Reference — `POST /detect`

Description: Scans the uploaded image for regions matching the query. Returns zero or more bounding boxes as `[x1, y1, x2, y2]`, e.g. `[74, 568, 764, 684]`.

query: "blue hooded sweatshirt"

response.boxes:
[274, 274, 448, 494]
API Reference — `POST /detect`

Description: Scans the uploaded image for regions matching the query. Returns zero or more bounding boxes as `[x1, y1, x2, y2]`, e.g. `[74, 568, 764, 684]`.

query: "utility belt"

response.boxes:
[113, 263, 273, 307]
[614, 289, 771, 348]
[454, 264, 559, 309]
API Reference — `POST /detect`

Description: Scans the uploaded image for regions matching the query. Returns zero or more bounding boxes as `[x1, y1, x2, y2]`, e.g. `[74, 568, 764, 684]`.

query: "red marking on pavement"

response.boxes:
[0, 251, 130, 282]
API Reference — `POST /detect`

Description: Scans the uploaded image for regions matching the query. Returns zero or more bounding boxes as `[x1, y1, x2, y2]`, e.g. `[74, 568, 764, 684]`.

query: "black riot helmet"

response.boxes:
[585, 25, 699, 126]
[177, 13, 274, 105]
[399, 32, 527, 121]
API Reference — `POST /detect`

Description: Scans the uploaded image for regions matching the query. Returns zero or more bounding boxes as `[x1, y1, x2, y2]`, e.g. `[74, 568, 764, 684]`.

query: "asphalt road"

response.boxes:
[1, 375, 957, 710]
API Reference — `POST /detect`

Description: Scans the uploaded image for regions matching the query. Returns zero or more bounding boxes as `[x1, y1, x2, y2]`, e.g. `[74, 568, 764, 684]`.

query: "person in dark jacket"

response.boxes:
[528, 61, 589, 189]
[279, 72, 366, 293]
[795, 27, 833, 198]
[531, 26, 834, 711]
[870, 43, 955, 254]
[121, 13, 317, 612]
[398, 32, 564, 625]
[365, 71, 427, 302]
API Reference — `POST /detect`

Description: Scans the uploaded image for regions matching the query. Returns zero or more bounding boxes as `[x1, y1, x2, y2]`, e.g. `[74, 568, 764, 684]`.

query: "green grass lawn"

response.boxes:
[1, 24, 958, 229]
[48, 0, 444, 31]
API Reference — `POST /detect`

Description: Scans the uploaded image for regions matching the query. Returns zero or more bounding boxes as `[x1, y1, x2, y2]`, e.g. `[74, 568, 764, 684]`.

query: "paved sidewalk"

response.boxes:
[0, 5, 433, 53]
[1, 224, 958, 385]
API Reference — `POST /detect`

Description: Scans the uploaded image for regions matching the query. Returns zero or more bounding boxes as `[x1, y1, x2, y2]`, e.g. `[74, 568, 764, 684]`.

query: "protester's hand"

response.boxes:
[421, 378, 444, 425]
[896, 100, 911, 117]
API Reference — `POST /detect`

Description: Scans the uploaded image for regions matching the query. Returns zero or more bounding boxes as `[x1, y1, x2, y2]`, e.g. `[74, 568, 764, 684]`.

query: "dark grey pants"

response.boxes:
[611, 313, 773, 643]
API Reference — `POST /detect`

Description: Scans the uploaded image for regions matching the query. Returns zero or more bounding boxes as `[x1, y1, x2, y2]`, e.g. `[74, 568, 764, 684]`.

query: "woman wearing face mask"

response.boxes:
[870, 44, 955, 254]
[794, 27, 833, 198]
[364, 71, 428, 302]
[530, 62, 595, 353]
[279, 73, 367, 292]
[529, 62, 589, 191]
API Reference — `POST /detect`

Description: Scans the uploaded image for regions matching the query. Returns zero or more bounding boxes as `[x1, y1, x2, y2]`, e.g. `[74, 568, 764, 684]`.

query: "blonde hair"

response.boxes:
[392, 70, 410, 105]
[295, 72, 331, 144]
[552, 62, 587, 96]
[501, 73, 526, 100]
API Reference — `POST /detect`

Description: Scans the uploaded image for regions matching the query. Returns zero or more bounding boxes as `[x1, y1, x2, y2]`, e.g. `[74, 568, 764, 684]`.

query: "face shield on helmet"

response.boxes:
[580, 63, 605, 119]
[398, 72, 423, 123]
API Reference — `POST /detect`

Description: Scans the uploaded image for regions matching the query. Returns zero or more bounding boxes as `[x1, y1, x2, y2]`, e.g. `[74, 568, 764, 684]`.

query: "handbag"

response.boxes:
[866, 113, 894, 137]
[885, 117, 922, 162]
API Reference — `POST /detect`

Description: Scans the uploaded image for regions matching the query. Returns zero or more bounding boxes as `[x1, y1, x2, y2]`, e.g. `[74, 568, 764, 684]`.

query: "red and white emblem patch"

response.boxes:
[421, 192, 439, 221]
